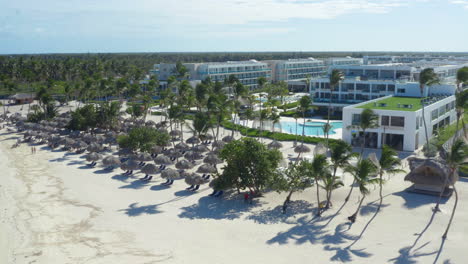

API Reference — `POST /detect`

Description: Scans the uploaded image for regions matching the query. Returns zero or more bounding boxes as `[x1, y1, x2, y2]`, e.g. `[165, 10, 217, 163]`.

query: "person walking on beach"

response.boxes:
[31, 147, 34, 154]
[244, 192, 249, 203]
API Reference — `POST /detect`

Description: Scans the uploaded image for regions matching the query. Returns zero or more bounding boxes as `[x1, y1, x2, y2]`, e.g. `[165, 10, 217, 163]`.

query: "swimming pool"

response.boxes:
[277, 121, 343, 136]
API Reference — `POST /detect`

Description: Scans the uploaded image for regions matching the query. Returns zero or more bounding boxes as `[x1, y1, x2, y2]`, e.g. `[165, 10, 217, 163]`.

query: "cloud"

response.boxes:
[451, 0, 468, 8]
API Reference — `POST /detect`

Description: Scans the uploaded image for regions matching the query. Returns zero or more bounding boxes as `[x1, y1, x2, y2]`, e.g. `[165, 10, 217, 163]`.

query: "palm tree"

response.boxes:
[307, 154, 330, 216]
[442, 139, 467, 239]
[328, 140, 358, 208]
[298, 96, 312, 145]
[349, 108, 379, 156]
[346, 158, 380, 223]
[293, 112, 300, 146]
[376, 145, 404, 210]
[326, 70, 344, 146]
[419, 68, 440, 149]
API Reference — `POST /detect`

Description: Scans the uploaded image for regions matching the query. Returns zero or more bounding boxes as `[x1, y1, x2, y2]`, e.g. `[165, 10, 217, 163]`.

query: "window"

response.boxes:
[388, 85, 395, 92]
[431, 109, 438, 120]
[439, 106, 445, 117]
[397, 89, 406, 93]
[352, 114, 361, 126]
[381, 116, 390, 126]
[390, 116, 405, 127]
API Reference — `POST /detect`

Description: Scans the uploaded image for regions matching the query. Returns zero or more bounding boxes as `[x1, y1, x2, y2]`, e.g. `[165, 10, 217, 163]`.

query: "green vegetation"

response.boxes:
[358, 97, 423, 111]
[67, 102, 121, 131]
[213, 138, 282, 193]
[117, 127, 170, 153]
[434, 112, 468, 148]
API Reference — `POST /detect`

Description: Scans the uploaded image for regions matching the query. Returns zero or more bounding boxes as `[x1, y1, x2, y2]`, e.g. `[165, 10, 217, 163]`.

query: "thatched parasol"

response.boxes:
[222, 135, 234, 143]
[123, 159, 140, 170]
[197, 164, 217, 174]
[87, 142, 103, 153]
[184, 151, 203, 160]
[175, 142, 189, 151]
[186, 136, 200, 145]
[150, 145, 163, 154]
[268, 140, 283, 150]
[294, 144, 311, 154]
[212, 141, 226, 148]
[313, 143, 327, 156]
[154, 155, 173, 165]
[175, 159, 194, 170]
[164, 148, 183, 158]
[141, 164, 159, 175]
[184, 173, 208, 185]
[85, 152, 102, 162]
[192, 145, 209, 153]
[102, 155, 121, 167]
[161, 168, 180, 180]
[203, 155, 222, 165]
[136, 153, 153, 162]
[170, 130, 182, 137]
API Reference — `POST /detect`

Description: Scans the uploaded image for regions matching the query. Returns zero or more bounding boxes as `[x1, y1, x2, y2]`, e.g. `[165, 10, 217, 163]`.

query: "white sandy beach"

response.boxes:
[0, 104, 466, 264]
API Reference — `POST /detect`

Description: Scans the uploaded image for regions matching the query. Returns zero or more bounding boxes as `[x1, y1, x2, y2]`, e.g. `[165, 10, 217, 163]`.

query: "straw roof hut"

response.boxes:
[136, 153, 153, 162]
[404, 158, 455, 195]
[212, 141, 226, 149]
[192, 145, 209, 153]
[175, 142, 189, 151]
[123, 159, 140, 171]
[184, 173, 207, 186]
[184, 151, 203, 160]
[150, 145, 163, 154]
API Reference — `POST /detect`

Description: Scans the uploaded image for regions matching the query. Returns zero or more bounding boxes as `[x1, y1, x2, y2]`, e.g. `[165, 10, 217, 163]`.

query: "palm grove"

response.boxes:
[1, 54, 467, 240]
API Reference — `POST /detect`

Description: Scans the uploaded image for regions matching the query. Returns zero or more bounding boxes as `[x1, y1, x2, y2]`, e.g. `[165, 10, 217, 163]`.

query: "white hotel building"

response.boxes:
[342, 95, 456, 152]
[310, 62, 464, 113]
[155, 60, 271, 90]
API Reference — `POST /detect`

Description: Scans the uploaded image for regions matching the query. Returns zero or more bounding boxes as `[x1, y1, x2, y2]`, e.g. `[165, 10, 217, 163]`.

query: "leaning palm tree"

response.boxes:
[376, 145, 405, 210]
[442, 139, 467, 239]
[419, 68, 440, 149]
[328, 140, 358, 208]
[346, 158, 380, 223]
[326, 69, 344, 146]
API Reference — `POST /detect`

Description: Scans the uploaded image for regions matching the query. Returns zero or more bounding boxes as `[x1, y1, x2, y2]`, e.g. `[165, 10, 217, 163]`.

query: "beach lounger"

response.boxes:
[193, 185, 200, 191]
[186, 185, 194, 190]
[213, 191, 223, 197]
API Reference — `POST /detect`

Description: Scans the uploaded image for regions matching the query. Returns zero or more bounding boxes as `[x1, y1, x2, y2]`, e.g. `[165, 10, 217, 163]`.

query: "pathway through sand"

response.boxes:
[0, 134, 171, 263]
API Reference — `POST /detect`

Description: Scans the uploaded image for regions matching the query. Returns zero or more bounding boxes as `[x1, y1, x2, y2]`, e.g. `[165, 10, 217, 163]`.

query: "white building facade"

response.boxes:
[342, 95, 456, 152]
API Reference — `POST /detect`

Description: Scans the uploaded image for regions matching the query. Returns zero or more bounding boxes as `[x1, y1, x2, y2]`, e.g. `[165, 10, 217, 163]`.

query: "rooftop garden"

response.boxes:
[357, 96, 424, 111]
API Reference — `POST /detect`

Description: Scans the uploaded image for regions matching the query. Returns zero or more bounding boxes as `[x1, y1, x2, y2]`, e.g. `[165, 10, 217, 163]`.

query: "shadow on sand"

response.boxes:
[246, 200, 315, 224]
[119, 179, 151, 190]
[393, 190, 447, 209]
[178, 191, 263, 220]
[119, 202, 163, 216]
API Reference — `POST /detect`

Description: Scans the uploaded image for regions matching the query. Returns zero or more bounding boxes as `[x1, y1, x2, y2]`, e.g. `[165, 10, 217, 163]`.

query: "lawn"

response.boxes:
[358, 97, 423, 111]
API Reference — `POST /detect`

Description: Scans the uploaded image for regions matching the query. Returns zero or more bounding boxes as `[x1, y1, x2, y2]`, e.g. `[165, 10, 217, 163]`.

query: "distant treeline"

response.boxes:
[2, 51, 468, 94]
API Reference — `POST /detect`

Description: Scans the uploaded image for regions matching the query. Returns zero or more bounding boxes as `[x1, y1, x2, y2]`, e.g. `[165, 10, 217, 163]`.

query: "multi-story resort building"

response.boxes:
[342, 94, 456, 151]
[310, 61, 466, 113]
[154, 60, 271, 90]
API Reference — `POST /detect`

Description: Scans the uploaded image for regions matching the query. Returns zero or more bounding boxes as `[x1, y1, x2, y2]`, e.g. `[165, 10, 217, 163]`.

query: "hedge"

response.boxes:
[221, 121, 340, 145]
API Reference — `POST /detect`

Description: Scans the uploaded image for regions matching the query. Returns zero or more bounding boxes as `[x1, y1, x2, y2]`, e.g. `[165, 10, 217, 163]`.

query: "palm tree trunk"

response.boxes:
[349, 195, 366, 223]
[378, 171, 384, 211]
[345, 179, 356, 202]
[421, 101, 430, 149]
[442, 184, 458, 239]
[316, 177, 321, 216]
[360, 129, 366, 156]
[282, 190, 294, 214]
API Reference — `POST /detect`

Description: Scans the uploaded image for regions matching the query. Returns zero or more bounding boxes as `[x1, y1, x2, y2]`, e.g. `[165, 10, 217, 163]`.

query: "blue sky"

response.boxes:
[1, 0, 467, 54]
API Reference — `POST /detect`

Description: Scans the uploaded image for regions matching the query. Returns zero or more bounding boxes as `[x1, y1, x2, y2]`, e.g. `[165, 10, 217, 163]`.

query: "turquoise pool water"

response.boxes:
[278, 121, 343, 136]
